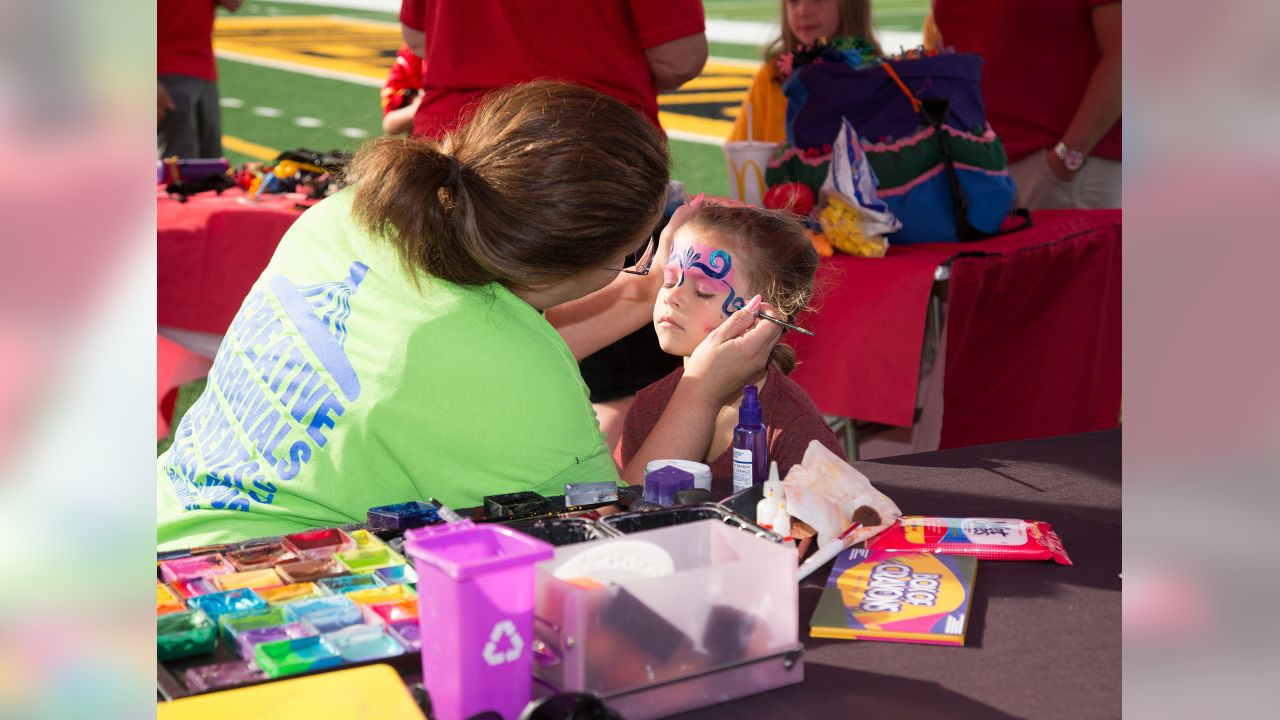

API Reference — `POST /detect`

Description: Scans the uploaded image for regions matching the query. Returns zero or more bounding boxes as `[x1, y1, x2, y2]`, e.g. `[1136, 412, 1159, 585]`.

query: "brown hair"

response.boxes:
[766, 0, 884, 70]
[346, 81, 669, 288]
[682, 204, 819, 374]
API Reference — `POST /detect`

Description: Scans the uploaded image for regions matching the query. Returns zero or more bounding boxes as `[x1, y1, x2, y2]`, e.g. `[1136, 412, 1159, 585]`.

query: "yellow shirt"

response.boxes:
[727, 63, 789, 143]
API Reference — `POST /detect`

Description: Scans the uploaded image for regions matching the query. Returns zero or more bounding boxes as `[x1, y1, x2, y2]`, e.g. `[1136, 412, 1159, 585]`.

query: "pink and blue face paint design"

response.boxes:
[666, 244, 747, 317]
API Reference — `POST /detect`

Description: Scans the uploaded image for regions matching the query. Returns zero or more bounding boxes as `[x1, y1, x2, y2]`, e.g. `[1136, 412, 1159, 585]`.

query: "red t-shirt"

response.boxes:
[158, 0, 218, 81]
[400, 0, 704, 138]
[615, 363, 846, 494]
[933, 0, 1121, 162]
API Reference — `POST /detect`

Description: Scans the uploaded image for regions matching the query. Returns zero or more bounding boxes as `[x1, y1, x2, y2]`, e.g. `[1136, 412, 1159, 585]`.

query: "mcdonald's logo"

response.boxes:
[727, 159, 766, 203]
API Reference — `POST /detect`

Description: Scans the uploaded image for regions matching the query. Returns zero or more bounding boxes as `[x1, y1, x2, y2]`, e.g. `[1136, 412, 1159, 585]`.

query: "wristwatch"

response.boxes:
[1053, 141, 1086, 172]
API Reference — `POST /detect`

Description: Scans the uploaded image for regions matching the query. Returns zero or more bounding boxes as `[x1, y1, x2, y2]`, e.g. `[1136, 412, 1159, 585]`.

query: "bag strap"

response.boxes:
[920, 97, 1031, 241]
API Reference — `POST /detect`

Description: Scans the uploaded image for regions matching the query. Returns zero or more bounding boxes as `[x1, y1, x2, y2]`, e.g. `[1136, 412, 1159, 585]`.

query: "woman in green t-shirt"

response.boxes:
[158, 81, 781, 548]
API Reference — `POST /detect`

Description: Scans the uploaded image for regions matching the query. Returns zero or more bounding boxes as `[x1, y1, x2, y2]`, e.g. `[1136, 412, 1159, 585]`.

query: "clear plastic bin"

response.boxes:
[533, 520, 802, 719]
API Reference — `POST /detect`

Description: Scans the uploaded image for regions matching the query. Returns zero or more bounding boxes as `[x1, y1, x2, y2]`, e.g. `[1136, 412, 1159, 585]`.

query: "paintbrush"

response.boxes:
[796, 505, 883, 581]
[755, 311, 815, 336]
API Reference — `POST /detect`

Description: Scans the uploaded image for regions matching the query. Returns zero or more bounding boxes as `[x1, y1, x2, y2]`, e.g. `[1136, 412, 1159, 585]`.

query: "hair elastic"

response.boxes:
[443, 155, 462, 189]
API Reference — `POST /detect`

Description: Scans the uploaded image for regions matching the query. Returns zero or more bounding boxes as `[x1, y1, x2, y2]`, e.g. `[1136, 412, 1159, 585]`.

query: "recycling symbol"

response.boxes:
[482, 619, 524, 666]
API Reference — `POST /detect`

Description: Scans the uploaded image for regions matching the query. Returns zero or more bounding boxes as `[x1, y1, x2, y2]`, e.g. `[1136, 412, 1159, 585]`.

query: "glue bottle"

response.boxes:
[774, 497, 793, 542]
[756, 462, 782, 530]
[732, 385, 767, 494]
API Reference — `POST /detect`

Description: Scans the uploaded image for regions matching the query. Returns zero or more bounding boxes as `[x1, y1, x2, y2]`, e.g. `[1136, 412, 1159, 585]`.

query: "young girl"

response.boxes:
[727, 0, 883, 143]
[616, 203, 846, 490]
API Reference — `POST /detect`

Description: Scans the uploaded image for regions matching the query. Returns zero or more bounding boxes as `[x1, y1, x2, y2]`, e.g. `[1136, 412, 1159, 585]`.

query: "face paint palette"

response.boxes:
[281, 528, 356, 560]
[323, 624, 405, 663]
[318, 573, 385, 596]
[257, 582, 324, 606]
[158, 494, 633, 700]
[212, 568, 284, 592]
[334, 546, 406, 574]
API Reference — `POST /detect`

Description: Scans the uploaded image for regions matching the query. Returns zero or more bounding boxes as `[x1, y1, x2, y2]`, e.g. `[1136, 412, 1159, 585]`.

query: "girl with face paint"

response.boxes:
[616, 201, 847, 490]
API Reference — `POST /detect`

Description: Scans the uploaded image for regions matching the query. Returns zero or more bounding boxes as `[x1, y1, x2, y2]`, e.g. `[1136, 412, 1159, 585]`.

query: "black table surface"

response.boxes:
[671, 429, 1121, 720]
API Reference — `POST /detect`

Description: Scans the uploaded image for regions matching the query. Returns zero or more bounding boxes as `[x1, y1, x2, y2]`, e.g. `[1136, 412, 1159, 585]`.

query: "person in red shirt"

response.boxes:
[929, 0, 1122, 209]
[381, 45, 426, 135]
[398, 0, 707, 138]
[157, 0, 243, 158]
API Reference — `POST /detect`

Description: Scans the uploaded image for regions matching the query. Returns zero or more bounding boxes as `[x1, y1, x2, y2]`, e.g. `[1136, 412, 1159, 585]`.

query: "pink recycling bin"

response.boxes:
[405, 521, 554, 720]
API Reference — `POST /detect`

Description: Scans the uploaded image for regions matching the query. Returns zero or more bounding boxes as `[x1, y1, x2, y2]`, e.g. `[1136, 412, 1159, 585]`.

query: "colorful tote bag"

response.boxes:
[770, 47, 1022, 245]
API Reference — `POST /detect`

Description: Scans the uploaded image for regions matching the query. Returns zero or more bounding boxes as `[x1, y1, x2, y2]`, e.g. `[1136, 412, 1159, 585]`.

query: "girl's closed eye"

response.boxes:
[694, 289, 717, 300]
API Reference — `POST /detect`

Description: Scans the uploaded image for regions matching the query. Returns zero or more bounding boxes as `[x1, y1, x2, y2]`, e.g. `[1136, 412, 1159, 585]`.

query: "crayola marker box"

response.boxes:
[809, 549, 978, 646]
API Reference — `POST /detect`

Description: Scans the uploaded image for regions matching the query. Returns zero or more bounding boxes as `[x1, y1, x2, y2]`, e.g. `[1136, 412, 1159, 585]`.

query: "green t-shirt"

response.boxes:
[157, 189, 618, 550]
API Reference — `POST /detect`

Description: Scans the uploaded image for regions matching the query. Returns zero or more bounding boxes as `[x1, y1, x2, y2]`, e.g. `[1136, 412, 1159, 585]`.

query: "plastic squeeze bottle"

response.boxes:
[756, 462, 782, 529]
[732, 385, 768, 494]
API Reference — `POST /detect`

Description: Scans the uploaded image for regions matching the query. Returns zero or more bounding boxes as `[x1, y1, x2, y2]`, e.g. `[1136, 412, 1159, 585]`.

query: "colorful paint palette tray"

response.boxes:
[367, 501, 442, 531]
[234, 622, 315, 660]
[347, 584, 416, 607]
[288, 595, 365, 634]
[334, 546, 405, 574]
[275, 556, 348, 584]
[318, 573, 385, 596]
[182, 660, 266, 693]
[186, 588, 267, 622]
[225, 540, 296, 571]
[218, 605, 296, 643]
[346, 529, 386, 550]
[171, 577, 220, 599]
[386, 619, 421, 652]
[159, 554, 234, 584]
[375, 563, 418, 586]
[158, 610, 217, 661]
[157, 582, 186, 615]
[323, 624, 404, 662]
[282, 528, 356, 560]
[213, 568, 283, 592]
[365, 599, 419, 625]
[258, 582, 324, 606]
[254, 636, 343, 679]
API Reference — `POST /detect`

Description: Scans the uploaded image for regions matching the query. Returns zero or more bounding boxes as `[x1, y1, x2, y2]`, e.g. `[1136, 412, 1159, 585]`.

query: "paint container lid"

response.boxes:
[644, 459, 713, 491]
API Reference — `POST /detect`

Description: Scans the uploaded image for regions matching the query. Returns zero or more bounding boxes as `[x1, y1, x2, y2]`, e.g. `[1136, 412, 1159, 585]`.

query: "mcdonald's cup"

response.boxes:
[723, 141, 780, 207]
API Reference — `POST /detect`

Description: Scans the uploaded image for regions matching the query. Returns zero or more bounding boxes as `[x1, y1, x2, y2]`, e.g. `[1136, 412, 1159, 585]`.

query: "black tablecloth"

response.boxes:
[672, 430, 1121, 719]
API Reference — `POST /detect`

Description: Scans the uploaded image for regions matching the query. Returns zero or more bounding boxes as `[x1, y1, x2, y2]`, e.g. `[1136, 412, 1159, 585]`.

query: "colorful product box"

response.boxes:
[186, 588, 267, 622]
[158, 610, 217, 661]
[282, 528, 356, 560]
[323, 624, 404, 663]
[159, 554, 234, 584]
[346, 584, 416, 607]
[334, 546, 405, 574]
[258, 582, 325, 606]
[254, 636, 343, 679]
[213, 568, 283, 592]
[318, 573, 384, 596]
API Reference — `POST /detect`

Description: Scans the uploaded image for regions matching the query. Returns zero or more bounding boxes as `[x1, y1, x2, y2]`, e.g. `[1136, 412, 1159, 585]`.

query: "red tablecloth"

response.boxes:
[157, 188, 307, 334]
[789, 210, 1122, 447]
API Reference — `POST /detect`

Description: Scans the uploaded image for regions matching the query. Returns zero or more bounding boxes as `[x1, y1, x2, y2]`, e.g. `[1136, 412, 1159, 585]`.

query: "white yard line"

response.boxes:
[216, 49, 383, 87]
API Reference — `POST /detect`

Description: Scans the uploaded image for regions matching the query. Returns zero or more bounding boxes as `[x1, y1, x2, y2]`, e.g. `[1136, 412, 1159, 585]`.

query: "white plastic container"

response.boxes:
[644, 459, 713, 491]
[532, 520, 802, 719]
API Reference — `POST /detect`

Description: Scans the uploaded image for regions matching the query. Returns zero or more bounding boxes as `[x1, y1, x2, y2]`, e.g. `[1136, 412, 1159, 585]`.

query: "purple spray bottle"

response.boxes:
[732, 385, 768, 494]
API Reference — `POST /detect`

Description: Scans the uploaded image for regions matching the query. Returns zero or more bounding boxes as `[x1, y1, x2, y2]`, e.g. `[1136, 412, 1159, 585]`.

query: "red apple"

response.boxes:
[762, 182, 816, 215]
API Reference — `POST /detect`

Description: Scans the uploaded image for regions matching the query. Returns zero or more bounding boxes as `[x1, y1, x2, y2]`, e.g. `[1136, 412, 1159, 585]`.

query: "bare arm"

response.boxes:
[401, 24, 426, 58]
[645, 33, 708, 92]
[382, 95, 422, 135]
[1049, 3, 1122, 178]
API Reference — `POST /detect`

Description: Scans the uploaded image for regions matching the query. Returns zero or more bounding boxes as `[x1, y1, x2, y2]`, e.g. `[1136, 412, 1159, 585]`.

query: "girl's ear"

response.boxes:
[756, 300, 782, 321]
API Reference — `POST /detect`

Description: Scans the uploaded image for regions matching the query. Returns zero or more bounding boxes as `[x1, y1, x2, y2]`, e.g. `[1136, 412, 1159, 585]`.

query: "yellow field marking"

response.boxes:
[222, 134, 280, 160]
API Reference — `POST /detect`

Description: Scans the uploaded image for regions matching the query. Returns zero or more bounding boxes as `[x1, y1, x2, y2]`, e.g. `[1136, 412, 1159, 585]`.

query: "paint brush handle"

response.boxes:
[796, 522, 863, 581]
[755, 311, 815, 336]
